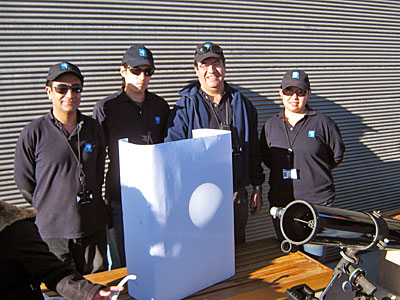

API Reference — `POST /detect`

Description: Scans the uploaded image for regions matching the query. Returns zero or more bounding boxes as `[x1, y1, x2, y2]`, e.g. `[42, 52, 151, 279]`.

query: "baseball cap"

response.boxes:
[281, 70, 310, 91]
[122, 45, 155, 68]
[47, 62, 84, 83]
[194, 42, 225, 63]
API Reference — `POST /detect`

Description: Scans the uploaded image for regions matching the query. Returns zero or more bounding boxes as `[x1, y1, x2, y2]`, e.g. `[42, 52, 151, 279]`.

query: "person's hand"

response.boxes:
[92, 286, 124, 300]
[250, 187, 263, 216]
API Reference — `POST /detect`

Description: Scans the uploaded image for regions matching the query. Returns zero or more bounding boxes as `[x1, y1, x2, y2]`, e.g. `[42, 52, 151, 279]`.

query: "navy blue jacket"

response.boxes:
[165, 81, 264, 187]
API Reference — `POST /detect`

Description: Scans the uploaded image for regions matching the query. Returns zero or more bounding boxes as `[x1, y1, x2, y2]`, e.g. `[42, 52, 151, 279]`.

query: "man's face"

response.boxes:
[194, 57, 225, 93]
[121, 64, 153, 94]
[46, 73, 82, 115]
[279, 86, 310, 114]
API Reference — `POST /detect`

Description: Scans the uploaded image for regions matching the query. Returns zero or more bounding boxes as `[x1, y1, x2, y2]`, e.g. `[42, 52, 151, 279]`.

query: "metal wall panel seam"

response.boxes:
[1, 0, 400, 243]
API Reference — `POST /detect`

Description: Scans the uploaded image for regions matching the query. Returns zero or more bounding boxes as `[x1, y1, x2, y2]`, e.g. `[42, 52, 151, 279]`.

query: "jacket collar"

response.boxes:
[118, 89, 149, 104]
[0, 200, 37, 232]
[180, 80, 233, 98]
[277, 105, 316, 118]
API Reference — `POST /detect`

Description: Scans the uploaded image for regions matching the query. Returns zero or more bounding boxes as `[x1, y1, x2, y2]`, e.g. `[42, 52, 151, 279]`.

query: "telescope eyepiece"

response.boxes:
[270, 206, 285, 219]
[281, 240, 292, 253]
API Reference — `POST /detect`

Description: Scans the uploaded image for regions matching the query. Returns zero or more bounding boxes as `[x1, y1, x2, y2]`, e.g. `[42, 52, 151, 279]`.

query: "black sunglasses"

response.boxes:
[53, 84, 82, 94]
[128, 66, 154, 77]
[196, 44, 223, 55]
[282, 87, 307, 97]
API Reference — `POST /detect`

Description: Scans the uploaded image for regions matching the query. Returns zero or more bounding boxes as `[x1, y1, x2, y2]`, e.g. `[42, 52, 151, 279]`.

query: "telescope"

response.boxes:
[270, 200, 400, 300]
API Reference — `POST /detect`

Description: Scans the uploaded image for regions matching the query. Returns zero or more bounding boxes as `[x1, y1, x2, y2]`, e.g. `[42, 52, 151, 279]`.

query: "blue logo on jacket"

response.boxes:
[308, 130, 316, 138]
[84, 143, 93, 152]
[155, 116, 160, 124]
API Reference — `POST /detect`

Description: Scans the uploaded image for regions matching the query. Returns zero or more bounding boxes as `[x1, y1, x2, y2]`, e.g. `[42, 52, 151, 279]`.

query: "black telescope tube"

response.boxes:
[276, 200, 400, 250]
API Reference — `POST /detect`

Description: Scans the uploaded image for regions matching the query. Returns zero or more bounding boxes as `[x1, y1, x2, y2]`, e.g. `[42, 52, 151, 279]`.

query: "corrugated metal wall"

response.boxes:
[1, 0, 400, 243]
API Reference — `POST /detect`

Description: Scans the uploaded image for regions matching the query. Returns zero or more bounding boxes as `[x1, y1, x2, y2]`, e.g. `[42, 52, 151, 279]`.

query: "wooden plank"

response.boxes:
[42, 238, 333, 300]
[187, 251, 332, 300]
[85, 268, 127, 286]
[41, 268, 127, 297]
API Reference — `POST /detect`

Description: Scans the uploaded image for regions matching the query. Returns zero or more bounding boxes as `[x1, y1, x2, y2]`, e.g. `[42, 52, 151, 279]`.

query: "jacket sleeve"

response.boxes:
[56, 273, 103, 300]
[95, 123, 106, 190]
[328, 121, 345, 168]
[92, 102, 105, 125]
[248, 105, 265, 186]
[164, 99, 191, 142]
[260, 122, 272, 169]
[160, 100, 171, 141]
[14, 128, 37, 203]
[92, 101, 110, 147]
[4, 219, 103, 300]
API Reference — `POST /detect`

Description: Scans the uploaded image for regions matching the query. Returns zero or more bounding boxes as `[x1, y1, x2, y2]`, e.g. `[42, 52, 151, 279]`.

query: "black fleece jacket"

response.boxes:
[0, 200, 103, 300]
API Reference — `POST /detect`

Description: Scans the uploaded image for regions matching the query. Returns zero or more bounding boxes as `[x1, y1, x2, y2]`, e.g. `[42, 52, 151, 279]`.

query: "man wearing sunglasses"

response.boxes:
[14, 62, 108, 275]
[165, 42, 265, 244]
[93, 45, 170, 269]
[260, 69, 345, 261]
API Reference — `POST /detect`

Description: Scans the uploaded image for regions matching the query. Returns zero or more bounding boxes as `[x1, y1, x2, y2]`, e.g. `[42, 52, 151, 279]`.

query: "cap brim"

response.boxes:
[281, 80, 308, 91]
[48, 70, 84, 82]
[195, 52, 224, 63]
[123, 57, 155, 69]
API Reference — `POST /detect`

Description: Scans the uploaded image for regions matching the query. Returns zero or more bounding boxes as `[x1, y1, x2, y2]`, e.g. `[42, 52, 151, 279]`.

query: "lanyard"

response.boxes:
[57, 121, 87, 190]
[283, 116, 308, 167]
[200, 87, 231, 127]
[209, 99, 230, 127]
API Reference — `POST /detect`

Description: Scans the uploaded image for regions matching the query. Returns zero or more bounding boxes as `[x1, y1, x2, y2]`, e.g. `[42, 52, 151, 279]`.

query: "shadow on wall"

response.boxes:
[236, 84, 400, 215]
[309, 94, 400, 213]
[166, 82, 400, 244]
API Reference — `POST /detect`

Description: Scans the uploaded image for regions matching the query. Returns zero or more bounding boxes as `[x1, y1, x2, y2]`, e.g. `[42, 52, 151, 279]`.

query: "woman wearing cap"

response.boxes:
[260, 69, 345, 261]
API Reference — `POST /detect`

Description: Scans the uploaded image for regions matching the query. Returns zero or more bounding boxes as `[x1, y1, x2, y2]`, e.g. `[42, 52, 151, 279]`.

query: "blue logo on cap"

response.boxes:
[139, 49, 147, 57]
[204, 43, 211, 48]
[61, 62, 70, 70]
[84, 143, 93, 153]
[155, 116, 160, 124]
[292, 71, 300, 79]
[308, 130, 316, 138]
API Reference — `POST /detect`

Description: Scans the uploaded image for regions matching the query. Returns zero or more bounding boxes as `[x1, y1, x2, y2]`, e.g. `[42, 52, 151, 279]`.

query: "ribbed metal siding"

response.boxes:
[1, 0, 400, 243]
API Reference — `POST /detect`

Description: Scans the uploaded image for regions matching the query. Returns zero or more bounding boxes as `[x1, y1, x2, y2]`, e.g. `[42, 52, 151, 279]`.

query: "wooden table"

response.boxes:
[43, 238, 333, 299]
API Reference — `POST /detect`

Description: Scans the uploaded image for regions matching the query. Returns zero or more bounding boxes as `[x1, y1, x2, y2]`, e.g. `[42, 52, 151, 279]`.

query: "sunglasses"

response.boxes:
[196, 44, 223, 55]
[128, 67, 154, 77]
[282, 87, 307, 97]
[53, 84, 82, 94]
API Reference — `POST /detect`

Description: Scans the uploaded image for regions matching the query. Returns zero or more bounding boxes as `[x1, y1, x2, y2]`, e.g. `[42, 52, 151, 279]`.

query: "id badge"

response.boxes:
[282, 169, 299, 180]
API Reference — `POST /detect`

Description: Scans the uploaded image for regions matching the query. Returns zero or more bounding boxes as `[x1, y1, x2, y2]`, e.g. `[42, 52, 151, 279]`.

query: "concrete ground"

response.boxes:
[320, 250, 400, 300]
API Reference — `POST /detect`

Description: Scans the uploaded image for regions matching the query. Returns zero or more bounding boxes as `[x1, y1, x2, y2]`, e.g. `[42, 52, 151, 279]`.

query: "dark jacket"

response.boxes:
[13, 110, 107, 238]
[93, 89, 170, 203]
[0, 200, 103, 300]
[165, 81, 264, 187]
[261, 107, 345, 206]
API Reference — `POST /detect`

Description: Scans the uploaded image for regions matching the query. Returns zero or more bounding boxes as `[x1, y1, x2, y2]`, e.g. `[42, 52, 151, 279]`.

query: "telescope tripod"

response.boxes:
[286, 248, 396, 300]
